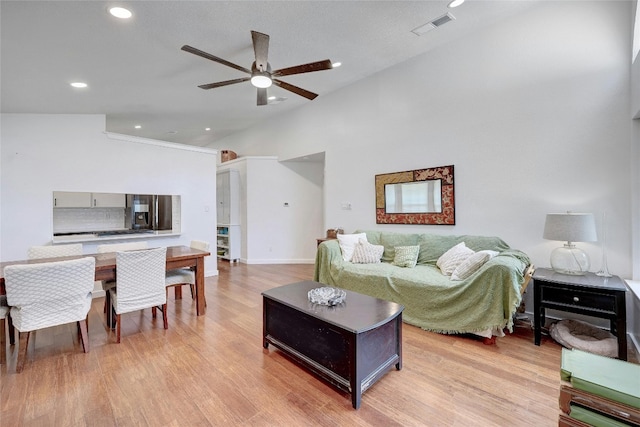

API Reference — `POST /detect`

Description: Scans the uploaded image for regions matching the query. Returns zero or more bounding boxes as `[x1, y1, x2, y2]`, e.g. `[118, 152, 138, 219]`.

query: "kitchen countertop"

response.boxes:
[52, 229, 180, 244]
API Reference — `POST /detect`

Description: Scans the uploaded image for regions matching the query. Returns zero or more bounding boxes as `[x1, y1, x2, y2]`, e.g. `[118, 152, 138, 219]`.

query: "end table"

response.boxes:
[532, 268, 628, 360]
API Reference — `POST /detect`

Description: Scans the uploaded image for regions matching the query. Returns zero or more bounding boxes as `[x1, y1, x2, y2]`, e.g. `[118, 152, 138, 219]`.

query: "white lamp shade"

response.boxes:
[543, 213, 597, 243]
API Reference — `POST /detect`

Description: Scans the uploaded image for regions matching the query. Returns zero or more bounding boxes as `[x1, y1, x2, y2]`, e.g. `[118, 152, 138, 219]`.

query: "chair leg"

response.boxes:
[7, 314, 15, 345]
[16, 331, 30, 373]
[106, 294, 111, 327]
[174, 285, 182, 300]
[0, 318, 5, 366]
[77, 314, 89, 336]
[190, 283, 204, 306]
[78, 318, 90, 353]
[151, 306, 157, 318]
[106, 294, 116, 329]
[116, 314, 121, 343]
[162, 303, 168, 329]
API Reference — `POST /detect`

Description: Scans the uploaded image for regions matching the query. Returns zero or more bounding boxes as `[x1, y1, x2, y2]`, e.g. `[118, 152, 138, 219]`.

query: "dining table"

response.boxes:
[0, 245, 211, 316]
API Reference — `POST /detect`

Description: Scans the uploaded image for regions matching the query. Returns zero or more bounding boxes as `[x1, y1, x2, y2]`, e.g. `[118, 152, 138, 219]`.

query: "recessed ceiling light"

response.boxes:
[448, 0, 465, 8]
[134, 125, 141, 129]
[268, 96, 276, 101]
[332, 62, 342, 68]
[205, 128, 211, 131]
[70, 82, 87, 88]
[109, 7, 132, 19]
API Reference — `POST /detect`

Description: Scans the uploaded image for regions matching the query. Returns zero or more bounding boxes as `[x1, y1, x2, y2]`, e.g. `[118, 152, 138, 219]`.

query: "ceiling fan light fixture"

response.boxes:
[251, 72, 272, 88]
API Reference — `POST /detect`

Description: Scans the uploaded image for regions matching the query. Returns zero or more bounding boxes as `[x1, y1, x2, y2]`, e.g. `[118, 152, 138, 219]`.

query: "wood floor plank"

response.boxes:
[1, 261, 636, 426]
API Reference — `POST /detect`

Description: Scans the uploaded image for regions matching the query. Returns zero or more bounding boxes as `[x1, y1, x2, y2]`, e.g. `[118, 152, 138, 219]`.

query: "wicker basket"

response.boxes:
[221, 150, 237, 162]
[326, 228, 344, 238]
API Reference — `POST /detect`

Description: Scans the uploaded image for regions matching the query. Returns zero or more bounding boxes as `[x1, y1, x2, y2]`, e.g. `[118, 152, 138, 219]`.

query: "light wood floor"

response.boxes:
[1, 262, 635, 426]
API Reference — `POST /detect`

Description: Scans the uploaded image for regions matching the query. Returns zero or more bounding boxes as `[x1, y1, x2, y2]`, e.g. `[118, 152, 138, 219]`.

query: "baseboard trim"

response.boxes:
[242, 258, 315, 265]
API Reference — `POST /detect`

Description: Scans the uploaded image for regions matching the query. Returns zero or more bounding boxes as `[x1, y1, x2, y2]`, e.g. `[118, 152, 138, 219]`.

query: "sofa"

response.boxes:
[314, 230, 532, 339]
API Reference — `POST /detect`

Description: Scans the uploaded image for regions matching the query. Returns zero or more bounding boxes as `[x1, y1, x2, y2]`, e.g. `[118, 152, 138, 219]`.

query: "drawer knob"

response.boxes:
[573, 296, 580, 303]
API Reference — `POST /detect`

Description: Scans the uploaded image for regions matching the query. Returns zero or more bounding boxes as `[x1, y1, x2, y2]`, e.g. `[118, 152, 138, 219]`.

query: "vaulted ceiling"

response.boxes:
[1, 1, 538, 147]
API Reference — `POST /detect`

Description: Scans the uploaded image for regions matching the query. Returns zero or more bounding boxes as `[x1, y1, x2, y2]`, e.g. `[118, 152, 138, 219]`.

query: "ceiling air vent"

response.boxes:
[411, 12, 456, 36]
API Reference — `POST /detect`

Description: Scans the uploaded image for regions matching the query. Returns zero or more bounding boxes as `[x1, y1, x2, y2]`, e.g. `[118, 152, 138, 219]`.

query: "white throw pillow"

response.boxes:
[337, 233, 368, 262]
[351, 239, 384, 264]
[437, 242, 475, 276]
[451, 250, 498, 281]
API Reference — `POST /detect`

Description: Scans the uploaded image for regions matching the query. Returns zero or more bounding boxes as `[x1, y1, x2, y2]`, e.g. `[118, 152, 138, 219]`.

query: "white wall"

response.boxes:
[633, 0, 640, 279]
[210, 1, 633, 278]
[218, 156, 323, 263]
[0, 114, 219, 276]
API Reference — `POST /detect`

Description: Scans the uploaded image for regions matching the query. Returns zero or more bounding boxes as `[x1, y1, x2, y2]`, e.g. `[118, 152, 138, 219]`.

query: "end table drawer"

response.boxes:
[541, 286, 616, 311]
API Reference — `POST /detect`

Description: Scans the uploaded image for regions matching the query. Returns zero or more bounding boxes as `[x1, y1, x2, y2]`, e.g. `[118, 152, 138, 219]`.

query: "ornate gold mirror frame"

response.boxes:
[375, 165, 455, 225]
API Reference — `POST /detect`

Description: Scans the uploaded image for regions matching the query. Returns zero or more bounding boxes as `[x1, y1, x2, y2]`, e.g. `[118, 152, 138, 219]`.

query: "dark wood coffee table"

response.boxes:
[262, 281, 404, 409]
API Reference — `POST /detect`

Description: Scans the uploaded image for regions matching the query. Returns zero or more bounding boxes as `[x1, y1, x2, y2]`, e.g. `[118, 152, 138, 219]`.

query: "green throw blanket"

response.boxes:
[314, 232, 530, 335]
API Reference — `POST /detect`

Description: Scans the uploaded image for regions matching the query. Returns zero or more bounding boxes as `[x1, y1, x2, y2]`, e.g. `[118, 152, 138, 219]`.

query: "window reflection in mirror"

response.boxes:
[384, 180, 442, 213]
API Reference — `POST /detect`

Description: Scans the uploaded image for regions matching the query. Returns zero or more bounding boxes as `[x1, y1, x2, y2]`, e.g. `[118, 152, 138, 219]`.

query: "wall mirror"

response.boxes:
[375, 165, 455, 225]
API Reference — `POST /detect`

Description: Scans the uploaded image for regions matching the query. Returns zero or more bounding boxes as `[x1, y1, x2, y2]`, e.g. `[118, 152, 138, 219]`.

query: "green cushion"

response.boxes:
[379, 232, 420, 263]
[569, 405, 630, 427]
[561, 348, 640, 409]
[453, 235, 511, 252]
[392, 245, 420, 268]
[417, 234, 459, 264]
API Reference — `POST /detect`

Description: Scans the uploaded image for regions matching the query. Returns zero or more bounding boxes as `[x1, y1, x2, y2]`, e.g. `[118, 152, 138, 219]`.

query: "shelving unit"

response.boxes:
[217, 225, 240, 262]
[216, 168, 241, 263]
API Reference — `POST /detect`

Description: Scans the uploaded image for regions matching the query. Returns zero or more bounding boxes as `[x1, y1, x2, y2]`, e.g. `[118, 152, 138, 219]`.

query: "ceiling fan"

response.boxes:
[181, 31, 334, 106]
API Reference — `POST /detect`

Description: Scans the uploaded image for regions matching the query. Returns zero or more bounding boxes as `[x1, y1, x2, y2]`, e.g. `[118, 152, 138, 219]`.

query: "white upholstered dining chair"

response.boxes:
[109, 247, 167, 343]
[28, 243, 83, 259]
[0, 295, 15, 366]
[97, 241, 149, 324]
[165, 240, 210, 302]
[4, 257, 96, 372]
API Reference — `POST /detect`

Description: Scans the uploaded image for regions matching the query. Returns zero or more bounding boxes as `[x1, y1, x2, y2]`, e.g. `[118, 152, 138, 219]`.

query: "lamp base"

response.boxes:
[550, 244, 590, 276]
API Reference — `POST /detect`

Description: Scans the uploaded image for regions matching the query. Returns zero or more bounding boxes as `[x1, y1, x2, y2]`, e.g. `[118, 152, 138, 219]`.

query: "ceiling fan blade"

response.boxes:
[198, 77, 250, 90]
[181, 45, 251, 74]
[251, 31, 270, 72]
[257, 88, 268, 106]
[272, 79, 318, 100]
[272, 59, 333, 78]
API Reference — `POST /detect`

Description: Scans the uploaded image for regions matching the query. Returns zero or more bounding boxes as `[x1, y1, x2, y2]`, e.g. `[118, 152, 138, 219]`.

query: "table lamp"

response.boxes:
[543, 212, 597, 275]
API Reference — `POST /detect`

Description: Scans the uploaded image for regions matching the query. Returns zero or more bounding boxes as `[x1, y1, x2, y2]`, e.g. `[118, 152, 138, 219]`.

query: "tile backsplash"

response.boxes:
[53, 208, 126, 233]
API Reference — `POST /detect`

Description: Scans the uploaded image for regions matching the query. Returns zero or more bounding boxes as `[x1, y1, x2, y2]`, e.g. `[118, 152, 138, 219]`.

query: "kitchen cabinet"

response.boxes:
[53, 191, 125, 208]
[92, 192, 126, 208]
[53, 191, 91, 208]
[217, 225, 240, 262]
[216, 169, 240, 225]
